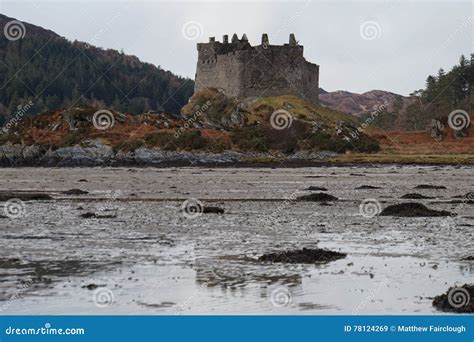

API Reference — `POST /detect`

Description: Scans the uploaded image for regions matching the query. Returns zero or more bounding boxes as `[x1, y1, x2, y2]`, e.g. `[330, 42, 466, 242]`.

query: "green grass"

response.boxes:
[250, 95, 360, 128]
[113, 139, 144, 152]
[144, 130, 208, 151]
[329, 154, 474, 165]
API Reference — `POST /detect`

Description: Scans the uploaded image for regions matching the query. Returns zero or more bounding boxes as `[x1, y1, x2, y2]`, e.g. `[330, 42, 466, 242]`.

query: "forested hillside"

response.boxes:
[0, 14, 194, 126]
[360, 55, 473, 131]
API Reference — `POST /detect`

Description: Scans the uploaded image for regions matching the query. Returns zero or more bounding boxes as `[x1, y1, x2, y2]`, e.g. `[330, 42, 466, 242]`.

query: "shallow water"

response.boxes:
[0, 165, 472, 314]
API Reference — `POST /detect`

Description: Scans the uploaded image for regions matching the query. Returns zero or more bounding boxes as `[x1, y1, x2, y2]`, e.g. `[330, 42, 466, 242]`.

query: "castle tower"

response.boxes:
[289, 33, 297, 45]
[194, 33, 319, 104]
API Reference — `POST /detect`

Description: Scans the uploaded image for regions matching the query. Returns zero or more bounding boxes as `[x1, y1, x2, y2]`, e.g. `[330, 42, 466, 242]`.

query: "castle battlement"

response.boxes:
[194, 33, 319, 104]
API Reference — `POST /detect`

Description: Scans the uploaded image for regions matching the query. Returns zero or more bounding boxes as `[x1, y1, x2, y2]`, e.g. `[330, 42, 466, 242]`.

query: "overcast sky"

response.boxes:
[0, 0, 472, 96]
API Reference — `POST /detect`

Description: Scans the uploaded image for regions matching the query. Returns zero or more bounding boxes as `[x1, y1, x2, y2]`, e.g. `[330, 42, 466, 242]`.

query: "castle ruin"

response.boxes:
[194, 34, 319, 104]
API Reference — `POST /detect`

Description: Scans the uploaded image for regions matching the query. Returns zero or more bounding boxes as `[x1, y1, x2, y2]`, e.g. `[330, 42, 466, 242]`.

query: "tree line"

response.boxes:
[0, 35, 194, 126]
[361, 54, 473, 131]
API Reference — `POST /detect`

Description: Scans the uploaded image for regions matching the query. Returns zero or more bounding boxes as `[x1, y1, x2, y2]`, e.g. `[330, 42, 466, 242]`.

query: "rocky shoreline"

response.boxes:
[1, 142, 472, 167]
[0, 142, 338, 167]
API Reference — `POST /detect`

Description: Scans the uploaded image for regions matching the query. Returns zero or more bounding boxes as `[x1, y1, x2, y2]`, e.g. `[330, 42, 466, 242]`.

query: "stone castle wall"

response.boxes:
[194, 34, 319, 104]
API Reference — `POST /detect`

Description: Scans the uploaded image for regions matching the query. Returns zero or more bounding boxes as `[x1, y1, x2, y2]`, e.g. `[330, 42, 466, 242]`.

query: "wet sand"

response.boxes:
[0, 165, 472, 314]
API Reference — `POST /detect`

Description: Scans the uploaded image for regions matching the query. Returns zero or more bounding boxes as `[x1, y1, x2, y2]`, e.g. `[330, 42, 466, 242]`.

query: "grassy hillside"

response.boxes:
[181, 89, 378, 153]
[0, 89, 380, 155]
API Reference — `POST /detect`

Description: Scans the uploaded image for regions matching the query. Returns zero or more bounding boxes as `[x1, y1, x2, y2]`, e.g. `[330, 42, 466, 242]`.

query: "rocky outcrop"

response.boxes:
[0, 142, 342, 167]
[335, 120, 360, 141]
[429, 117, 470, 141]
[430, 118, 445, 141]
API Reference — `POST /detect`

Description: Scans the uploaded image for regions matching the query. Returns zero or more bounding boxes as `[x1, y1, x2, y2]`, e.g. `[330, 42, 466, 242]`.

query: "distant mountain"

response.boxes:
[319, 54, 472, 131]
[0, 14, 194, 126]
[319, 89, 415, 117]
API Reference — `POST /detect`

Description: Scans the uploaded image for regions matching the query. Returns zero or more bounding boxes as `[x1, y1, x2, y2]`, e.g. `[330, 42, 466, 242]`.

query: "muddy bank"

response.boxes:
[380, 203, 452, 217]
[432, 284, 474, 313]
[0, 165, 472, 314]
[202, 206, 225, 214]
[306, 186, 328, 191]
[452, 192, 474, 199]
[401, 193, 433, 199]
[296, 193, 338, 202]
[414, 184, 447, 189]
[80, 212, 117, 219]
[62, 189, 89, 195]
[0, 191, 53, 201]
[258, 248, 346, 264]
[355, 185, 381, 190]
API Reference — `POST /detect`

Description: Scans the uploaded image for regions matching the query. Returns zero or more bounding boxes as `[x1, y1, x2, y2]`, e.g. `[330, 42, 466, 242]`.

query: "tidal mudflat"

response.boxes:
[0, 165, 472, 314]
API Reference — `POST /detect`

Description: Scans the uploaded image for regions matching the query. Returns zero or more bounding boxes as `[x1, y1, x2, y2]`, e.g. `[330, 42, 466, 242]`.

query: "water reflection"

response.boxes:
[195, 259, 302, 289]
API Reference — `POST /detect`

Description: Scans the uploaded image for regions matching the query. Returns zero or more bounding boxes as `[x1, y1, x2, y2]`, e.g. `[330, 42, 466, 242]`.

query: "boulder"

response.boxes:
[380, 203, 452, 217]
[400, 193, 433, 199]
[203, 206, 225, 214]
[62, 189, 89, 195]
[306, 186, 328, 191]
[432, 284, 474, 313]
[296, 193, 338, 202]
[414, 184, 446, 190]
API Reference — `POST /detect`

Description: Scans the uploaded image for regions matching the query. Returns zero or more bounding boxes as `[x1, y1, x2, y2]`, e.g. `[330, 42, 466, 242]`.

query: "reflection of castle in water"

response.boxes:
[194, 257, 303, 290]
